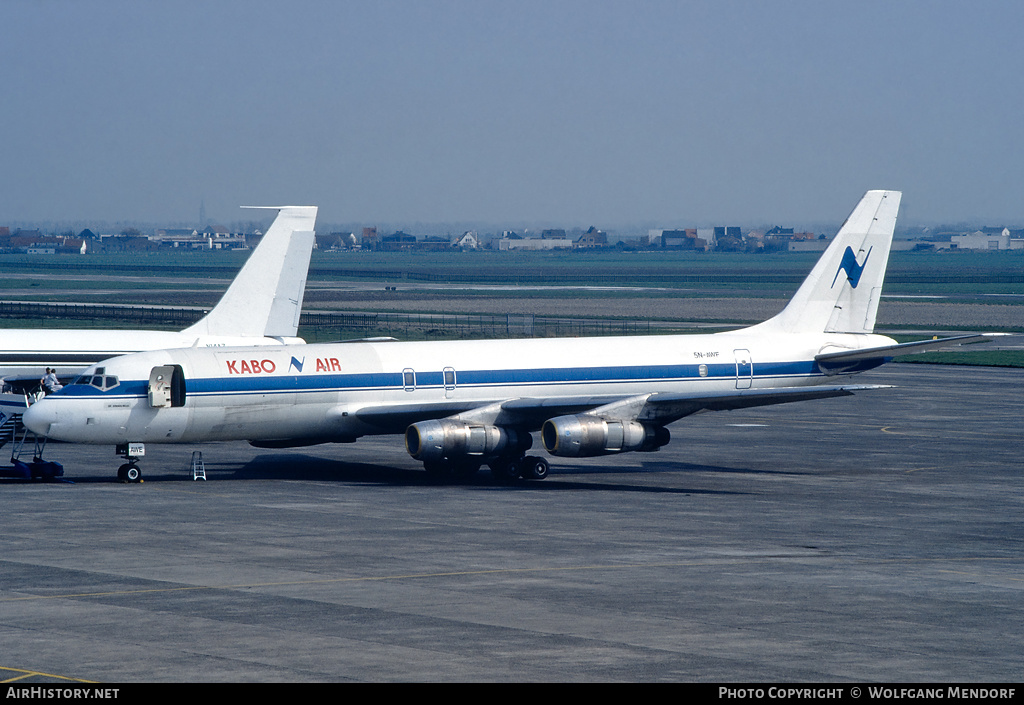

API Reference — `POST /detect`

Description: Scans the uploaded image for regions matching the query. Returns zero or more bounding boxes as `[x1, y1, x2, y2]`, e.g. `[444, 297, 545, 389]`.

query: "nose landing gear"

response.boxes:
[115, 443, 145, 483]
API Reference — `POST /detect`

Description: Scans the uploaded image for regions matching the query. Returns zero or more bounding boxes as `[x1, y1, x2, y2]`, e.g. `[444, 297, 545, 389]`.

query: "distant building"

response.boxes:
[648, 228, 707, 250]
[380, 231, 417, 251]
[761, 226, 819, 252]
[152, 226, 246, 249]
[318, 232, 357, 250]
[1, 230, 89, 254]
[788, 238, 830, 252]
[452, 231, 478, 249]
[418, 236, 453, 251]
[950, 228, 1024, 250]
[575, 227, 607, 248]
[199, 225, 247, 250]
[661, 229, 705, 250]
[96, 236, 159, 253]
[498, 235, 573, 251]
[153, 228, 201, 248]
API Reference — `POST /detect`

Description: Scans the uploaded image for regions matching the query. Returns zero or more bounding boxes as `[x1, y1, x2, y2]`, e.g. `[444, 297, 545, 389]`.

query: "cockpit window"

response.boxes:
[70, 367, 119, 391]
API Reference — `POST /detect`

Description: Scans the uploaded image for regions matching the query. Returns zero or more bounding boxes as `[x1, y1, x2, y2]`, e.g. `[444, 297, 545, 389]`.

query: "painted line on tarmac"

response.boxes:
[1, 666, 95, 683]
[3, 556, 1021, 604]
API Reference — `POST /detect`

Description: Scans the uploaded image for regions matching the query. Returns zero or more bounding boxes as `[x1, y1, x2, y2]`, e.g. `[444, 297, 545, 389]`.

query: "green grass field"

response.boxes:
[896, 349, 1024, 368]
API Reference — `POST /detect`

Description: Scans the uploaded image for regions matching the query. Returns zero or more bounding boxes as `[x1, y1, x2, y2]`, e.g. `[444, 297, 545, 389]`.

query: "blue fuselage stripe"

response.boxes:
[56, 360, 826, 400]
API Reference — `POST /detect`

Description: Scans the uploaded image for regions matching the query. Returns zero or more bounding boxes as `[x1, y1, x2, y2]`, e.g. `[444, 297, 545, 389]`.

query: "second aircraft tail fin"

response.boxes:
[754, 190, 901, 335]
[182, 205, 317, 339]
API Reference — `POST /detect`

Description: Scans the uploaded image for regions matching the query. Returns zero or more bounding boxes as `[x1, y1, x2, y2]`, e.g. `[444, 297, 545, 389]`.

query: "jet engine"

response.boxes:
[405, 419, 532, 463]
[541, 415, 670, 457]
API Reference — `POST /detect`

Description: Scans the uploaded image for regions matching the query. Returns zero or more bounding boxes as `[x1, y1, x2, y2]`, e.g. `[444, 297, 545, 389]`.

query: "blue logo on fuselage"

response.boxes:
[832, 246, 872, 288]
[289, 357, 304, 373]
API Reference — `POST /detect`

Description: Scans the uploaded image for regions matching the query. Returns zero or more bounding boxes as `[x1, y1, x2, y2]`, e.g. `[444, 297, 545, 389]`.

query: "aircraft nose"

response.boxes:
[22, 399, 57, 436]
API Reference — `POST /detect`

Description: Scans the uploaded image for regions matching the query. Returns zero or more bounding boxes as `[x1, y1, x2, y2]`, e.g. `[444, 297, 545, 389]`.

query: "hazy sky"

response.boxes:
[2, 0, 1022, 229]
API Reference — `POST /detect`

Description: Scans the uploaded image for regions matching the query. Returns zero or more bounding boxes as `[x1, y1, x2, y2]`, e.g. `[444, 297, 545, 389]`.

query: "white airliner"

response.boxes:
[22, 191, 998, 482]
[1, 205, 318, 388]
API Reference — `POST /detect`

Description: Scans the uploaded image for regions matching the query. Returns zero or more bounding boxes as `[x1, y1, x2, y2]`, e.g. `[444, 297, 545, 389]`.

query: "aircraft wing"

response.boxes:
[816, 333, 1007, 373]
[638, 384, 888, 423]
[354, 395, 625, 433]
[353, 384, 888, 433]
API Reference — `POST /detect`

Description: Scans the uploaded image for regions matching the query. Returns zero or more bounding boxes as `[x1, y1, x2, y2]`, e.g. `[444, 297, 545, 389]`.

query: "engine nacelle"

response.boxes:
[405, 420, 532, 463]
[541, 415, 670, 457]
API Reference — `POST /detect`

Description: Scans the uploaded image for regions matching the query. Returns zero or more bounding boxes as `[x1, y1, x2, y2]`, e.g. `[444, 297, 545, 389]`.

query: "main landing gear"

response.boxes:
[489, 454, 548, 481]
[115, 443, 144, 483]
[422, 454, 550, 483]
[488, 454, 549, 483]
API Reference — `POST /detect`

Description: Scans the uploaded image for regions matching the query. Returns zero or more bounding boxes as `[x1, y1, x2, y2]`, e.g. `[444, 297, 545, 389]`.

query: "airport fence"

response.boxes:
[0, 301, 203, 327]
[0, 301, 651, 340]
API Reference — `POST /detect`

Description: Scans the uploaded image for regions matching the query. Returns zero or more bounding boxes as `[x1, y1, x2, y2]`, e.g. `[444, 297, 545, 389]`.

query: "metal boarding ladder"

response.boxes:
[1, 388, 40, 451]
[0, 412, 22, 451]
[190, 451, 206, 481]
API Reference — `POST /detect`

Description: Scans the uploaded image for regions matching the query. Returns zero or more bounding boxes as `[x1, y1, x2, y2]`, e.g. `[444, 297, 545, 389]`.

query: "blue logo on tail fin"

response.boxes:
[832, 246, 872, 288]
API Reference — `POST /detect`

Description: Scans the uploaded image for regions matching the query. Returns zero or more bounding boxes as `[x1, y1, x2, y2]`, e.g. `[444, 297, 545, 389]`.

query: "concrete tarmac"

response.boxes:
[1, 364, 1021, 682]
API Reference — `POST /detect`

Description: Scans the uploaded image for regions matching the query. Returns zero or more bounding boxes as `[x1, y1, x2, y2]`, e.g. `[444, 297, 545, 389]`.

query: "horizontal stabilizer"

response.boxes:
[816, 333, 1007, 372]
[638, 384, 889, 423]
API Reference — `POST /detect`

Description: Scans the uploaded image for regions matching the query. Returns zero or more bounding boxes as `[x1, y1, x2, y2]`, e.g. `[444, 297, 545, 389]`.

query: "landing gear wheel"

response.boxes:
[117, 463, 142, 483]
[451, 460, 481, 482]
[423, 461, 448, 481]
[489, 458, 521, 483]
[423, 459, 480, 483]
[520, 455, 549, 481]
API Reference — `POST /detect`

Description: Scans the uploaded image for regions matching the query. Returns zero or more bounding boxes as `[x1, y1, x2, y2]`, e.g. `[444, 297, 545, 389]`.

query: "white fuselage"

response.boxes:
[22, 329, 896, 445]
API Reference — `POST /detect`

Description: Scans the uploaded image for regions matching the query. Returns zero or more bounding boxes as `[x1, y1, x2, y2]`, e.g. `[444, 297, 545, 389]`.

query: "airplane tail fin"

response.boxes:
[182, 206, 317, 339]
[754, 190, 901, 335]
